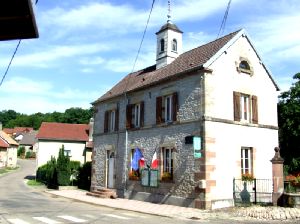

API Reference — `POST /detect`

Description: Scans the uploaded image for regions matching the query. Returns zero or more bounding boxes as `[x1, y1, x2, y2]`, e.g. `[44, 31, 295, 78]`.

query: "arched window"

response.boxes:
[160, 39, 165, 52]
[237, 58, 253, 75]
[239, 60, 250, 70]
[172, 39, 177, 52]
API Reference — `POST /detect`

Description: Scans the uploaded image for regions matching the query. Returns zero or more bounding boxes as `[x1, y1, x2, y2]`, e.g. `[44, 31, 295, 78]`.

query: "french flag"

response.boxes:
[151, 151, 158, 169]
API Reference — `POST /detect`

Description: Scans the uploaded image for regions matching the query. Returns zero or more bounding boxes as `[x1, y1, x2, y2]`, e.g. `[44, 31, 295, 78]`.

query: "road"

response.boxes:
[0, 159, 298, 224]
[0, 159, 201, 224]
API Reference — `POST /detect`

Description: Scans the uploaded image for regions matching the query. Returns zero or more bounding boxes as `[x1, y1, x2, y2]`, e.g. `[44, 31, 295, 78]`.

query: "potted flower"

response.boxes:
[242, 173, 254, 182]
[161, 172, 172, 182]
[129, 170, 140, 181]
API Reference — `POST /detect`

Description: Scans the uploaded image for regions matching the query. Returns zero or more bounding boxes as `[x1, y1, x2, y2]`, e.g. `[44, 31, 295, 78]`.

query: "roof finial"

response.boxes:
[167, 0, 171, 23]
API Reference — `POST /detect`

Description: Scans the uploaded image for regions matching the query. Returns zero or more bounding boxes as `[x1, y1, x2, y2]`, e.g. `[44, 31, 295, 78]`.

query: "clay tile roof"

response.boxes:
[36, 122, 89, 142]
[0, 137, 9, 148]
[13, 127, 33, 134]
[0, 131, 18, 146]
[93, 29, 240, 104]
[3, 128, 13, 135]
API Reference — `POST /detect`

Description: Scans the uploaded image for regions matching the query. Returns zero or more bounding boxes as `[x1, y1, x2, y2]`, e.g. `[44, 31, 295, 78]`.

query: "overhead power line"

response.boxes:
[0, 0, 39, 88]
[131, 0, 156, 73]
[217, 0, 232, 38]
[0, 40, 22, 87]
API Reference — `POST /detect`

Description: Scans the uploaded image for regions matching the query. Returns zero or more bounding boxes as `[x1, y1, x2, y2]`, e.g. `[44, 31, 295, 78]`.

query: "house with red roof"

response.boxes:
[36, 122, 93, 168]
[0, 130, 18, 168]
[91, 18, 279, 209]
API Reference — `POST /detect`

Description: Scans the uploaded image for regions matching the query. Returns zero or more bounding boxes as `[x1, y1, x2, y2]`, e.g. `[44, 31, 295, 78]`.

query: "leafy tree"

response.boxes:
[0, 110, 19, 127]
[278, 73, 300, 172]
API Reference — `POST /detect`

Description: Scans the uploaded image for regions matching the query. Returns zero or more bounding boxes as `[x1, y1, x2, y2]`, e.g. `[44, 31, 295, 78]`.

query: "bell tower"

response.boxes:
[156, 0, 183, 69]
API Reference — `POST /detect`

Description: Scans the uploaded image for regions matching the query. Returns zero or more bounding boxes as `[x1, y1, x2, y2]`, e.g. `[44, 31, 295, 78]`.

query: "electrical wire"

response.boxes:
[0, 0, 39, 88]
[217, 0, 232, 38]
[131, 0, 156, 74]
[0, 40, 22, 87]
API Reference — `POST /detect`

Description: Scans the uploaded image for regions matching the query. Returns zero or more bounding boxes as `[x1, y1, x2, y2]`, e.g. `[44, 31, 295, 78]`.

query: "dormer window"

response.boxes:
[172, 39, 177, 52]
[236, 57, 253, 75]
[160, 39, 165, 52]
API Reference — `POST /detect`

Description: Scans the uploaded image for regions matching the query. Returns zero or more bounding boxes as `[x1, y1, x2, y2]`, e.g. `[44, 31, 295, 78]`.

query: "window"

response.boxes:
[237, 58, 253, 75]
[160, 39, 165, 52]
[109, 110, 115, 131]
[161, 148, 174, 181]
[240, 94, 250, 122]
[104, 109, 119, 133]
[64, 150, 71, 157]
[239, 60, 250, 70]
[126, 102, 144, 129]
[241, 147, 253, 175]
[233, 92, 258, 124]
[156, 92, 178, 124]
[172, 39, 177, 52]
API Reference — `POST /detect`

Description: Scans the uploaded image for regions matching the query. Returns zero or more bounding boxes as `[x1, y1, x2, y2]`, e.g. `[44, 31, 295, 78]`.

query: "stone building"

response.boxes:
[91, 20, 279, 209]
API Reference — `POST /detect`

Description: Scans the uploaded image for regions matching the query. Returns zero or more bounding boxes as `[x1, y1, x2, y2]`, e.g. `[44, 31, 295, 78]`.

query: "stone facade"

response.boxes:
[91, 29, 279, 209]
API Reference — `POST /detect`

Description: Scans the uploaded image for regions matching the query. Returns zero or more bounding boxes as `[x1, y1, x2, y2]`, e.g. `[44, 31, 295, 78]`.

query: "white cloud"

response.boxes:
[0, 77, 110, 114]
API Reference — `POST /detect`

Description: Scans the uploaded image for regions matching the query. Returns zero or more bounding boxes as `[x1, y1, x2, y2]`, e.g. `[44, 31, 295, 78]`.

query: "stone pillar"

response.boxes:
[270, 147, 284, 206]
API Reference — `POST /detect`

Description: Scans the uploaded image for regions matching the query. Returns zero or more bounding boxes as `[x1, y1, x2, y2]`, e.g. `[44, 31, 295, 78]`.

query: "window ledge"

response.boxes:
[237, 67, 253, 76]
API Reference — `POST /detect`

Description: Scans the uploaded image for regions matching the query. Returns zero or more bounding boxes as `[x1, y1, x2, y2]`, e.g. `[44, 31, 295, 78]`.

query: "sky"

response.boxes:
[0, 0, 299, 115]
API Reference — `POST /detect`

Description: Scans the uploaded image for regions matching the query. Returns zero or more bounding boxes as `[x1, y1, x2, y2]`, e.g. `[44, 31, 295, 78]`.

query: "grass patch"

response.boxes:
[0, 166, 18, 175]
[27, 179, 45, 186]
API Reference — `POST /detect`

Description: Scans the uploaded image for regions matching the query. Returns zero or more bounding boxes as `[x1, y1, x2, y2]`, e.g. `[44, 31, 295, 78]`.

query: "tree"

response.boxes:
[56, 145, 71, 186]
[278, 73, 300, 172]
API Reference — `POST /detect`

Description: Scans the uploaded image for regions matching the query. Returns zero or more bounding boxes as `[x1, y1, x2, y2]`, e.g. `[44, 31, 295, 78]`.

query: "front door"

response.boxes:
[107, 151, 115, 188]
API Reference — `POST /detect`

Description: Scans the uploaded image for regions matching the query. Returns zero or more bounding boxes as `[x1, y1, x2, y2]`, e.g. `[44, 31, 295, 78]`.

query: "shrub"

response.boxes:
[56, 145, 71, 186]
[25, 151, 32, 159]
[77, 162, 91, 190]
[17, 146, 25, 157]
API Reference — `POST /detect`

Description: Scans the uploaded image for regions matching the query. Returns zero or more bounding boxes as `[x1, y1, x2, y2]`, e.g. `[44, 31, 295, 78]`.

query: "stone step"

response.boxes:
[86, 188, 117, 199]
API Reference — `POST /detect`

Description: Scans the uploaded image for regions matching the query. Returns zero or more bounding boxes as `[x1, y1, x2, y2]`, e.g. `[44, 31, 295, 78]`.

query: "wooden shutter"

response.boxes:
[251, 95, 258, 124]
[140, 101, 144, 127]
[115, 108, 119, 131]
[104, 111, 109, 133]
[156, 96, 163, 124]
[233, 91, 241, 121]
[126, 104, 132, 129]
[172, 92, 178, 121]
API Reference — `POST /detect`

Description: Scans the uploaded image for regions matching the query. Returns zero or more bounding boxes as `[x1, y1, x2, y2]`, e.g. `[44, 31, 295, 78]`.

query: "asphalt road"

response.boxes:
[0, 159, 298, 224]
[0, 159, 203, 224]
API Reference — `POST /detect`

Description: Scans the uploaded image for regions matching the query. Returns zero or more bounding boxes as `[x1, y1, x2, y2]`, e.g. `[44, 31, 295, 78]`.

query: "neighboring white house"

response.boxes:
[0, 130, 18, 168]
[36, 122, 93, 168]
[91, 19, 279, 210]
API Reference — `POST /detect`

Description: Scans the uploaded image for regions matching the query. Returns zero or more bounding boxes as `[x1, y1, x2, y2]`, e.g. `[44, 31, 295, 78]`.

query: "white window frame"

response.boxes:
[241, 147, 252, 175]
[133, 104, 141, 128]
[164, 95, 172, 122]
[162, 148, 173, 174]
[64, 149, 72, 157]
[172, 39, 177, 52]
[240, 94, 250, 122]
[109, 110, 115, 132]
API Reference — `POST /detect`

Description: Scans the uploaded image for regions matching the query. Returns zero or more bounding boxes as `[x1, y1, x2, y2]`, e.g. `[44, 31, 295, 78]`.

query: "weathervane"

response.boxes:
[167, 0, 171, 23]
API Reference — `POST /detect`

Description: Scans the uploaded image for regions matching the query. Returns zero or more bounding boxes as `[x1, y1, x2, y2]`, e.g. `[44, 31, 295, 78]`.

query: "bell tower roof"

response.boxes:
[156, 22, 183, 35]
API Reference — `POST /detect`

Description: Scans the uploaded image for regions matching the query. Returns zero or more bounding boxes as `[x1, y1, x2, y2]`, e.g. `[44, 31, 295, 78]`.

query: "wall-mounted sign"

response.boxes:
[193, 136, 202, 158]
[141, 168, 159, 187]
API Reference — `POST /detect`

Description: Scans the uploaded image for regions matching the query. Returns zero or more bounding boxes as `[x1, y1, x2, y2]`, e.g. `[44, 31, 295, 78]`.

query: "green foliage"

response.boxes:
[46, 156, 58, 189]
[77, 162, 92, 190]
[278, 73, 300, 170]
[25, 151, 32, 159]
[56, 145, 71, 186]
[17, 146, 25, 157]
[27, 179, 44, 186]
[36, 164, 48, 183]
[0, 107, 93, 129]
